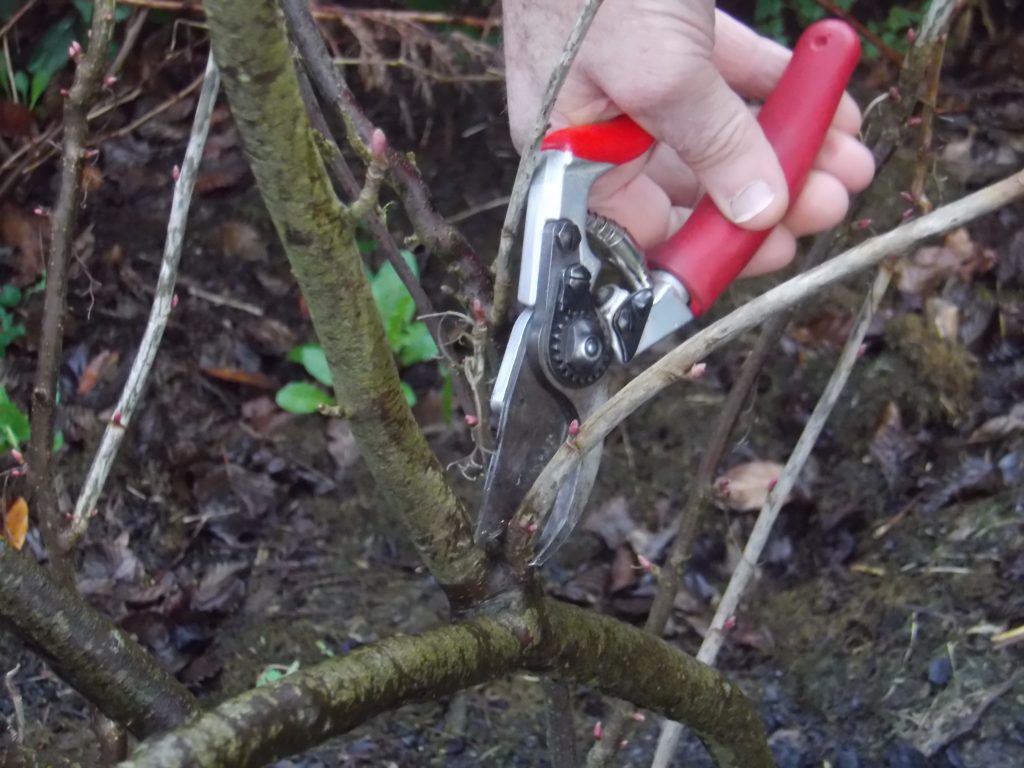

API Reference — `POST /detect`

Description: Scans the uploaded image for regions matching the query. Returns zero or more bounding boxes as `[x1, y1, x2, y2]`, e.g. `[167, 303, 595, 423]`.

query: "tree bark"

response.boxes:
[202, 0, 498, 604]
[0, 545, 198, 737]
[119, 599, 771, 768]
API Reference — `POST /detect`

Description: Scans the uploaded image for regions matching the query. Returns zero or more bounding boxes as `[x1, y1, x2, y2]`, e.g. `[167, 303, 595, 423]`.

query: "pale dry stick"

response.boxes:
[650, 265, 893, 768]
[65, 52, 220, 548]
[506, 169, 1024, 557]
[490, 0, 606, 324]
[4, 664, 25, 744]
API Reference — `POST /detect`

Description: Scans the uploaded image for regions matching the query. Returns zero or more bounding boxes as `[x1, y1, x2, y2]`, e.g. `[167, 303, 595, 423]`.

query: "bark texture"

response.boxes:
[0, 545, 198, 737]
[203, 0, 493, 602]
[120, 600, 772, 768]
[119, 612, 535, 768]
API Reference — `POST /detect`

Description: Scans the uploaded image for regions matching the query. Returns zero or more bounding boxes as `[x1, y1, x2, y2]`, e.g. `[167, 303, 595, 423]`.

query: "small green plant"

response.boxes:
[0, 2, 130, 109]
[255, 659, 300, 687]
[0, 385, 30, 453]
[276, 251, 439, 414]
[0, 285, 27, 358]
[752, 0, 921, 60]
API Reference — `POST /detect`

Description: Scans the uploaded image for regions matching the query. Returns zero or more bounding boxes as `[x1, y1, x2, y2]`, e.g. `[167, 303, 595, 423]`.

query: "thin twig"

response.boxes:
[810, 0, 903, 65]
[280, 0, 492, 310]
[0, 0, 39, 40]
[108, 8, 151, 79]
[505, 168, 1024, 563]
[651, 265, 894, 767]
[490, 0, 606, 325]
[4, 664, 25, 745]
[116, 0, 499, 29]
[27, 0, 117, 583]
[66, 52, 220, 549]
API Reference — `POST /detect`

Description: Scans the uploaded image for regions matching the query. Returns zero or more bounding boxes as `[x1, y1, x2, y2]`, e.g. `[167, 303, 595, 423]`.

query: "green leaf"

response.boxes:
[287, 344, 332, 387]
[0, 285, 22, 308]
[53, 430, 65, 453]
[401, 382, 417, 407]
[256, 660, 300, 687]
[0, 322, 25, 357]
[275, 381, 334, 415]
[370, 251, 423, 350]
[13, 70, 28, 103]
[397, 322, 438, 367]
[0, 387, 30, 451]
[27, 16, 76, 108]
[72, 1, 132, 23]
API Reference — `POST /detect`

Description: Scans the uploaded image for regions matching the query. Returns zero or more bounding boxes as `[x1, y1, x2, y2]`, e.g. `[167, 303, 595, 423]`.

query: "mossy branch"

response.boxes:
[0, 545, 198, 738]
[119, 599, 771, 768]
[202, 0, 495, 603]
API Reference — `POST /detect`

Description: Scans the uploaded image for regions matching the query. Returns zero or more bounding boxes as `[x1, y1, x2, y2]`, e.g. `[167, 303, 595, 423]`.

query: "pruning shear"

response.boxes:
[478, 20, 861, 565]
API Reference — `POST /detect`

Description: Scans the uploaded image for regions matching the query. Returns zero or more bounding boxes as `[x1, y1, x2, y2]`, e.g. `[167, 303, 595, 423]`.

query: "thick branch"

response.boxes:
[0, 545, 198, 737]
[119, 599, 770, 768]
[203, 0, 493, 602]
[506, 168, 1024, 560]
[27, 0, 117, 581]
[280, 0, 492, 310]
[67, 52, 220, 549]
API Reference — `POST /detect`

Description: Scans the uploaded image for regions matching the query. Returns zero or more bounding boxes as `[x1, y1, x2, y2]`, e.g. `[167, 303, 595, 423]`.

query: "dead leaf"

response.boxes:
[898, 229, 996, 295]
[968, 403, 1024, 444]
[326, 419, 360, 471]
[201, 367, 277, 390]
[926, 297, 960, 341]
[192, 562, 248, 614]
[715, 460, 786, 512]
[4, 497, 28, 550]
[0, 101, 36, 138]
[609, 544, 639, 594]
[77, 350, 121, 396]
[0, 203, 47, 284]
[582, 495, 636, 549]
[211, 221, 267, 262]
[870, 402, 918, 493]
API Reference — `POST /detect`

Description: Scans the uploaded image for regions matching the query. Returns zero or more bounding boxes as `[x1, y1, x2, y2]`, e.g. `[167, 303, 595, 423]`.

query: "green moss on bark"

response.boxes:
[203, 0, 490, 599]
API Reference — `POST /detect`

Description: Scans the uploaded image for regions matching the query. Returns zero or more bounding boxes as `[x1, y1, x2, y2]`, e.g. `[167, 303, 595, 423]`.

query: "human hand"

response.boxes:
[503, 0, 875, 276]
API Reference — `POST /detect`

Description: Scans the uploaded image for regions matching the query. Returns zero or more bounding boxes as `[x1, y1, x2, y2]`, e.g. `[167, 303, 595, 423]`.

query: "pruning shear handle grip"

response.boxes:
[541, 19, 861, 316]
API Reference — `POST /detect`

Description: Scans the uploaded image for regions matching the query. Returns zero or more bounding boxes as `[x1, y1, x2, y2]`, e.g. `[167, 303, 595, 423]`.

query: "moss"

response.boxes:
[884, 313, 978, 424]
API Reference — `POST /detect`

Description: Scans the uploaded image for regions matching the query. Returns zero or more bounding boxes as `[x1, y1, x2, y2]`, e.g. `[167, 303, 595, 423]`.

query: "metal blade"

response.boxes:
[531, 440, 603, 565]
[475, 314, 575, 545]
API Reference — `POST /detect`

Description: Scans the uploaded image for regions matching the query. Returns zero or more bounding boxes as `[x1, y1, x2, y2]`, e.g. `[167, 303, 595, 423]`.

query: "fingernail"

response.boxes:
[729, 180, 775, 224]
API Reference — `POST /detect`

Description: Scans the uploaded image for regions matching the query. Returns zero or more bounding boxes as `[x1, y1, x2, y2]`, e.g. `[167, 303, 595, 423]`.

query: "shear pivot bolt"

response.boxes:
[567, 319, 604, 366]
[555, 222, 581, 252]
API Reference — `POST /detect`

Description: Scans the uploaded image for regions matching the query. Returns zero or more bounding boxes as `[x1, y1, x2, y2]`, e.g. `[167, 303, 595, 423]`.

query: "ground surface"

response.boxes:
[1, 4, 1023, 768]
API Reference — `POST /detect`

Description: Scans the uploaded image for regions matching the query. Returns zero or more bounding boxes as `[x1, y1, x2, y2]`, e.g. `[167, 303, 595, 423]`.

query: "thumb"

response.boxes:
[640, 68, 788, 230]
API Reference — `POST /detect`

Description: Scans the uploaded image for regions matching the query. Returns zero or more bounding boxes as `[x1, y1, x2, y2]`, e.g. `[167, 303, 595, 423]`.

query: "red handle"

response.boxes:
[542, 114, 655, 165]
[648, 19, 861, 314]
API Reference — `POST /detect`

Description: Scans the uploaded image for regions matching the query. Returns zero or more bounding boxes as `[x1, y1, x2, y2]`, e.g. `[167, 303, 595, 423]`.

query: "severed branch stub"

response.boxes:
[67, 52, 221, 551]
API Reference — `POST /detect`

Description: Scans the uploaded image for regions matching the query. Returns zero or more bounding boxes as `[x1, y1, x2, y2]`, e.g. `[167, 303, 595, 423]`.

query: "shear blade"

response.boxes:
[475, 320, 573, 546]
[531, 441, 603, 565]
